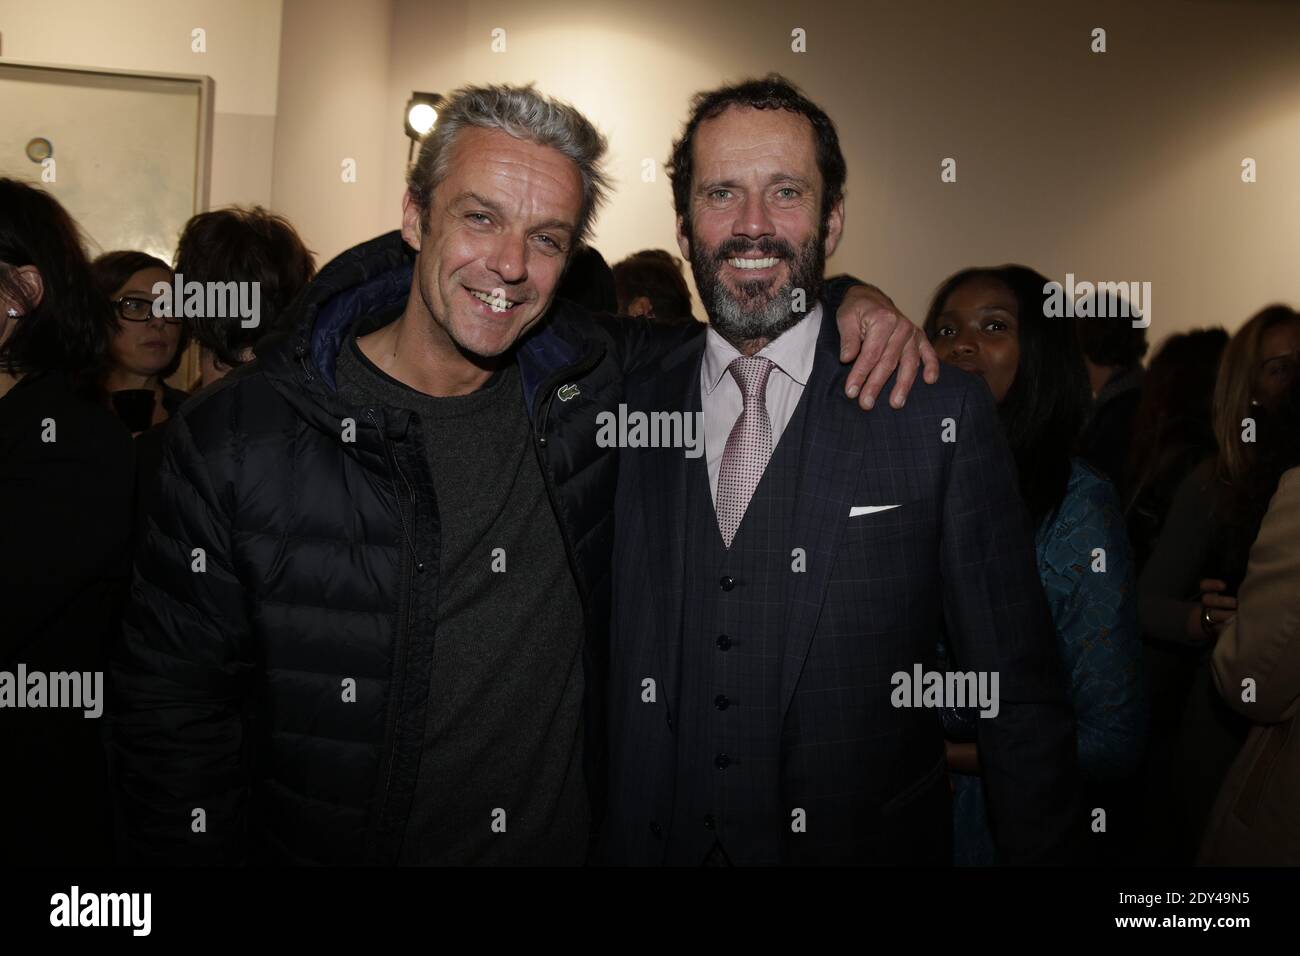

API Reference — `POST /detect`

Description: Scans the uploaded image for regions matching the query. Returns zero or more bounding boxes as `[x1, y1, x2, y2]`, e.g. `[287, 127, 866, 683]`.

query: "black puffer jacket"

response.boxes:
[109, 231, 670, 864]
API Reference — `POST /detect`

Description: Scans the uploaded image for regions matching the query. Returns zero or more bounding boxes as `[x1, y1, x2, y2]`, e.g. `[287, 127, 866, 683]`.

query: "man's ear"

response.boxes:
[400, 190, 425, 252]
[675, 214, 691, 262]
[10, 264, 44, 313]
[822, 198, 845, 259]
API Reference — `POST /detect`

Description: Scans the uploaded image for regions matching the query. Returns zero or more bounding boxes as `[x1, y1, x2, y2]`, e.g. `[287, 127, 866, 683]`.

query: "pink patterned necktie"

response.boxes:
[716, 355, 775, 548]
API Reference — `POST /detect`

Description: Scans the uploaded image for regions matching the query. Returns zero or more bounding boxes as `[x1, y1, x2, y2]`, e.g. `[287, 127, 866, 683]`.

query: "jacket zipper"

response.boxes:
[365, 407, 420, 862]
[529, 346, 604, 612]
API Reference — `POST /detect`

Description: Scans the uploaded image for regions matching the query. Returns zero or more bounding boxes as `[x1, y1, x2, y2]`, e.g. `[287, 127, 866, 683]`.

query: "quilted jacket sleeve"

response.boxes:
[109, 410, 254, 865]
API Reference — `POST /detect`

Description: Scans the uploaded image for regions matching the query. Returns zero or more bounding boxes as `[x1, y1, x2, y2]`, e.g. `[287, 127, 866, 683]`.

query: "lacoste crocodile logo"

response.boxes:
[557, 383, 581, 401]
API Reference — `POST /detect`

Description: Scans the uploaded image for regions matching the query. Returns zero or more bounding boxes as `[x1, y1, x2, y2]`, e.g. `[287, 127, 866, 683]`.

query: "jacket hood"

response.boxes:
[256, 230, 602, 466]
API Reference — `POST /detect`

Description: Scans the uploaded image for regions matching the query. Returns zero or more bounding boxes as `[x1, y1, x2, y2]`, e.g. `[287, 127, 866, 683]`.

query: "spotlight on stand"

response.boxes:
[405, 92, 442, 162]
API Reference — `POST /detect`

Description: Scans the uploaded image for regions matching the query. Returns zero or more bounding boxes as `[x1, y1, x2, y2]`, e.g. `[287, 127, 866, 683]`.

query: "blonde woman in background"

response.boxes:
[1137, 304, 1300, 863]
[1199, 375, 1300, 865]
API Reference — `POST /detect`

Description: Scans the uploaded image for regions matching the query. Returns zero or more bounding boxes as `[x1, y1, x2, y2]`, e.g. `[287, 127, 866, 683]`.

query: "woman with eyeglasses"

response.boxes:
[90, 251, 189, 435]
[0, 178, 134, 865]
[1138, 303, 1300, 862]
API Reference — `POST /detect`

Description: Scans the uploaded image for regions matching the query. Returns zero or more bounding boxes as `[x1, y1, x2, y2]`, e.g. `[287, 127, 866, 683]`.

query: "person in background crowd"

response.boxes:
[1125, 328, 1228, 573]
[925, 265, 1145, 865]
[174, 205, 317, 390]
[554, 242, 618, 314]
[123, 206, 319, 548]
[612, 248, 695, 325]
[1123, 328, 1227, 862]
[1077, 302, 1149, 503]
[1137, 303, 1300, 863]
[91, 251, 187, 559]
[90, 251, 188, 435]
[0, 177, 134, 865]
[1199, 378, 1300, 865]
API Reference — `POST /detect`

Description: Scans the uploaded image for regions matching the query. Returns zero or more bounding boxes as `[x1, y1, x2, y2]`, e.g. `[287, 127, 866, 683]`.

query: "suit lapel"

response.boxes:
[779, 310, 873, 719]
[633, 339, 704, 714]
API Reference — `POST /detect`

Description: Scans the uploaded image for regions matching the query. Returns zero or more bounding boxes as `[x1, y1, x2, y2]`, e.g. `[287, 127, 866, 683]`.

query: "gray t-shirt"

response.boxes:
[336, 328, 589, 864]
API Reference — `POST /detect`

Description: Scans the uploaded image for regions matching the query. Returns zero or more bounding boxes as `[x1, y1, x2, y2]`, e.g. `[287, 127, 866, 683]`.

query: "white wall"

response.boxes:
[270, 0, 395, 271]
[0, 69, 203, 261]
[370, 0, 1300, 345]
[9, 0, 1297, 347]
[0, 0, 283, 222]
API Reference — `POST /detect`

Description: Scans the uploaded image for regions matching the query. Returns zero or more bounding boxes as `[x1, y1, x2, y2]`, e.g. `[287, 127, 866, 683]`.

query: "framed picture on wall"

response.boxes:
[0, 59, 214, 388]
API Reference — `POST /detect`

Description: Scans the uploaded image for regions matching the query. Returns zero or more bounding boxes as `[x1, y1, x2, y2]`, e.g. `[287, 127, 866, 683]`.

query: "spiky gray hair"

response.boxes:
[406, 83, 611, 248]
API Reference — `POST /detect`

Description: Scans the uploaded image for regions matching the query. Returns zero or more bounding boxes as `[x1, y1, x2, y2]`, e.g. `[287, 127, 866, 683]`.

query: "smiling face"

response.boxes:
[108, 266, 180, 379]
[400, 126, 583, 361]
[676, 105, 843, 347]
[931, 275, 1021, 404]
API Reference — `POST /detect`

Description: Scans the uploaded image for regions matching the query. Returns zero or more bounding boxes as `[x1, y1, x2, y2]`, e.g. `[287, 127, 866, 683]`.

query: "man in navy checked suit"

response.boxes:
[600, 75, 1082, 866]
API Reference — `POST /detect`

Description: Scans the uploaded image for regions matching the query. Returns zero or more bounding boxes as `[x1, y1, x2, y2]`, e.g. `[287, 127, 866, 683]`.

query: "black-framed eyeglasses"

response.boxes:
[115, 296, 181, 324]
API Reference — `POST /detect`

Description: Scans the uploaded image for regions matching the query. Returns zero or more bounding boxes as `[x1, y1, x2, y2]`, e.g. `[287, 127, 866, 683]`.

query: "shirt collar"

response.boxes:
[702, 302, 824, 394]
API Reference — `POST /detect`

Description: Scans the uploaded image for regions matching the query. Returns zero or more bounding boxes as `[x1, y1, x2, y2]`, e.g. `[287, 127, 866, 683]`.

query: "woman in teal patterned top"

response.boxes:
[924, 265, 1146, 865]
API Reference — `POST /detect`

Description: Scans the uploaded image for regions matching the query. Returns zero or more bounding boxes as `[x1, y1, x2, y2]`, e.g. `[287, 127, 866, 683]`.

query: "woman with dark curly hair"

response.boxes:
[0, 177, 133, 865]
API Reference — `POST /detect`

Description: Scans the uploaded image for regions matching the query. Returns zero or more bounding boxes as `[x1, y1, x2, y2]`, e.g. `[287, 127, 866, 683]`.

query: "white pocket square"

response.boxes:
[849, 505, 901, 517]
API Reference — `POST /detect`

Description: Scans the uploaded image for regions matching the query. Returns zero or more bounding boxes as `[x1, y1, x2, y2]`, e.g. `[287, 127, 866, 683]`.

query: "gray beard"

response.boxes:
[706, 277, 803, 344]
[691, 231, 826, 346]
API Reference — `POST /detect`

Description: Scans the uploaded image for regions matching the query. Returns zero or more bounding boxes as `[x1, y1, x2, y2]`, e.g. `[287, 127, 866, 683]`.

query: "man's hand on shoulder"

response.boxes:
[834, 283, 940, 410]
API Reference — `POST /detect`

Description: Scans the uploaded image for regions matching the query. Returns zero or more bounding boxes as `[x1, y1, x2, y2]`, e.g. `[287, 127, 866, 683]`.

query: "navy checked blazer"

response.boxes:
[599, 303, 1084, 865]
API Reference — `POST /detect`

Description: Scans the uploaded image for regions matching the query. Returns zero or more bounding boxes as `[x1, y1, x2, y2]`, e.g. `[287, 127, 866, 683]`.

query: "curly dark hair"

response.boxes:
[1076, 297, 1150, 368]
[666, 73, 846, 240]
[173, 206, 316, 368]
[612, 248, 694, 324]
[0, 178, 114, 392]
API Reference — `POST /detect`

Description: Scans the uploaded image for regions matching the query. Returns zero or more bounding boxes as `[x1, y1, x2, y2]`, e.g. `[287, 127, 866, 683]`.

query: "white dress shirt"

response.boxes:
[700, 303, 823, 505]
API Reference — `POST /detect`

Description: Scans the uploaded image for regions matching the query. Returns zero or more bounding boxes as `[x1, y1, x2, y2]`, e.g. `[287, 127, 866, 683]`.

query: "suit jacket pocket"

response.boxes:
[842, 493, 935, 541]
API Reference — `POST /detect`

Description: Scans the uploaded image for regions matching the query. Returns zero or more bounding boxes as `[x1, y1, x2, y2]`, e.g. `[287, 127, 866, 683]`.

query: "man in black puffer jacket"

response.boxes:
[108, 83, 928, 865]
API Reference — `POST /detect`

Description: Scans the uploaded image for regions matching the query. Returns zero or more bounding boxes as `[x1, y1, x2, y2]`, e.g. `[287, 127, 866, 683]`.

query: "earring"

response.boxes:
[5, 308, 18, 318]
